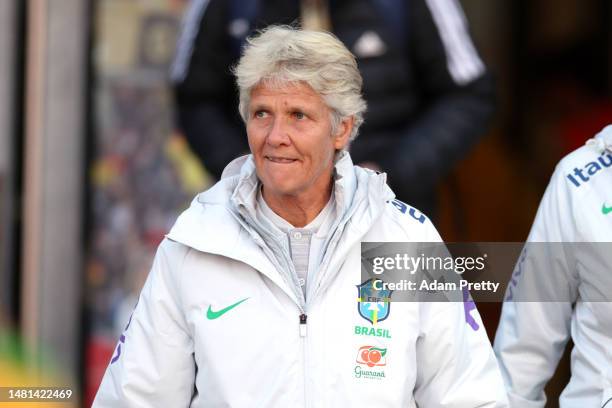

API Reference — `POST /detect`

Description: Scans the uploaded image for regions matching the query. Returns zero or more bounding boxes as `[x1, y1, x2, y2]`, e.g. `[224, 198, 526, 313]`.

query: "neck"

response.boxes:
[262, 182, 333, 228]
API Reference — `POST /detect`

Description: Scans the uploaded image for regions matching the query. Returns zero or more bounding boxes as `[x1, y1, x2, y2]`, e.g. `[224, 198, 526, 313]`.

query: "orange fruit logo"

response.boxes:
[356, 345, 387, 367]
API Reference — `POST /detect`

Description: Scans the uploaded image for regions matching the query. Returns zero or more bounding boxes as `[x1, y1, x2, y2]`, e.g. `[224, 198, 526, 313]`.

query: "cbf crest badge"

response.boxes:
[357, 279, 392, 325]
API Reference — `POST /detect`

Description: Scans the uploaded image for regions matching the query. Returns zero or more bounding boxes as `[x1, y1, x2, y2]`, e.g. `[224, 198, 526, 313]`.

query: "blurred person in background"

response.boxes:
[94, 26, 507, 407]
[494, 125, 612, 407]
[171, 0, 494, 216]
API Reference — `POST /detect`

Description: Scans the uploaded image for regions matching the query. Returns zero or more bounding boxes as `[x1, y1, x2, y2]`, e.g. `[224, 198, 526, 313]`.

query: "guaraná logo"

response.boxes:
[356, 345, 387, 367]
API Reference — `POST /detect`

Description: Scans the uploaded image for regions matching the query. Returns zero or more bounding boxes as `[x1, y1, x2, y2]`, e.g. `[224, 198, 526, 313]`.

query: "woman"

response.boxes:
[494, 126, 612, 407]
[94, 26, 507, 407]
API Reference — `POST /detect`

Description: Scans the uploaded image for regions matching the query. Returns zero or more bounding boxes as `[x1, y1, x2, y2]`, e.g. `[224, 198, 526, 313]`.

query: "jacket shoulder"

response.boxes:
[554, 135, 612, 194]
[557, 141, 604, 172]
[373, 198, 442, 242]
[167, 177, 243, 253]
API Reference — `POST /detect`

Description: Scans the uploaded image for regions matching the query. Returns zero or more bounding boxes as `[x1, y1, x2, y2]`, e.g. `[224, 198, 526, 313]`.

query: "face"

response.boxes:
[247, 81, 353, 201]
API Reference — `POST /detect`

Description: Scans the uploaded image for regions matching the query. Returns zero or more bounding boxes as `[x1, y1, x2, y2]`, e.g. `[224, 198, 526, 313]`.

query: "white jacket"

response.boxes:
[494, 126, 612, 407]
[94, 152, 507, 407]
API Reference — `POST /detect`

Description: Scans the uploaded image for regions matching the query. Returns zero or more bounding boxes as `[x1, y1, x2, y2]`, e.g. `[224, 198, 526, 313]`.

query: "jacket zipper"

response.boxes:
[299, 313, 308, 408]
[299, 313, 308, 337]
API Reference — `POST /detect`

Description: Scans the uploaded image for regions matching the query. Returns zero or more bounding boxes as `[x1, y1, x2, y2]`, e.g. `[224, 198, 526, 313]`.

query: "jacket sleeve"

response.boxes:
[385, 0, 495, 193]
[414, 301, 508, 407]
[93, 239, 195, 407]
[493, 164, 579, 407]
[411, 221, 508, 407]
[171, 0, 249, 178]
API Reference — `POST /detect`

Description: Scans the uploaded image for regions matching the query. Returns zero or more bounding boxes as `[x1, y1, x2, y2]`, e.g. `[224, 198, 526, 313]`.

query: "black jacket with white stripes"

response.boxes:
[171, 0, 495, 214]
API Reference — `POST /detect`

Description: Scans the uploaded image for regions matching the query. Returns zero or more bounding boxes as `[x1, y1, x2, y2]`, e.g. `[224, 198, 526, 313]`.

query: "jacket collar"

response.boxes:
[166, 151, 394, 285]
[229, 151, 359, 227]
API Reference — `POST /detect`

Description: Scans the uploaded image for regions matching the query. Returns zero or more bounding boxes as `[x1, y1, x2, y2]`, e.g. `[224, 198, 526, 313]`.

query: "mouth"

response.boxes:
[265, 156, 297, 164]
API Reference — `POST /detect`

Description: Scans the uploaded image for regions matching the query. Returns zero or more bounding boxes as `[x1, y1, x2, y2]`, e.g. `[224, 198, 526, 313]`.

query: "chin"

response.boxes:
[262, 176, 303, 196]
[266, 183, 301, 197]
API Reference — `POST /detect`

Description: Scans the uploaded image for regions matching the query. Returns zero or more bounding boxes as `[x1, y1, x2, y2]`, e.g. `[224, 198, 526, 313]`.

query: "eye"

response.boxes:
[254, 110, 268, 119]
[293, 111, 306, 120]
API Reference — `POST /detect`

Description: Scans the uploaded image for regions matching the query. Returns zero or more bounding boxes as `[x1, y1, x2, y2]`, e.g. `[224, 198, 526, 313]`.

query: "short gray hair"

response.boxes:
[233, 25, 367, 142]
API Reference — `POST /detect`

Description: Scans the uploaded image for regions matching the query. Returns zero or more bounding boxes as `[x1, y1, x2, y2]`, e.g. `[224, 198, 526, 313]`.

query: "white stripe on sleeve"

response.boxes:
[170, 0, 210, 83]
[424, 0, 485, 85]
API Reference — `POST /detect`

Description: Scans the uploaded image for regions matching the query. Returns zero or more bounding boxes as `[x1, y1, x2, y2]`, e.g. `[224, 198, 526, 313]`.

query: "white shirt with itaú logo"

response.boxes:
[494, 125, 612, 408]
[93, 152, 508, 407]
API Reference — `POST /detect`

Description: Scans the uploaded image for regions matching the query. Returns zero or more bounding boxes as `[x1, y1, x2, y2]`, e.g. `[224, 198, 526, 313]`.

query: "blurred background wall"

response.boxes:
[0, 0, 18, 328]
[1, 1, 88, 406]
[0, 0, 610, 406]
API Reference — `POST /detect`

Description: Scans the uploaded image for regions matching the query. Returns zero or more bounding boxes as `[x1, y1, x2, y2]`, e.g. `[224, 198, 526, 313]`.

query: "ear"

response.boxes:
[333, 116, 354, 150]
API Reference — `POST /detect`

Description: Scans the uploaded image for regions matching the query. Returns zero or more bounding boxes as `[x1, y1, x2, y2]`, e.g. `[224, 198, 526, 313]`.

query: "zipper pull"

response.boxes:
[299, 314, 308, 337]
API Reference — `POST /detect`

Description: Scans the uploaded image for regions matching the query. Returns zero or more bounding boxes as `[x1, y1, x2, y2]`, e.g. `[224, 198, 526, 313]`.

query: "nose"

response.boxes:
[266, 117, 291, 147]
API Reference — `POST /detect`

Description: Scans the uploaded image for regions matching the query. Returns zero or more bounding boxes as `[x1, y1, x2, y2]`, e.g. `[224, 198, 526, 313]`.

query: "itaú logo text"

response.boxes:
[566, 152, 612, 187]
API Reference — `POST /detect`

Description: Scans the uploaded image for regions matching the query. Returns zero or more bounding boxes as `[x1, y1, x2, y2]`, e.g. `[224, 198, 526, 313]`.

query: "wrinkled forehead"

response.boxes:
[248, 80, 329, 110]
[251, 78, 318, 96]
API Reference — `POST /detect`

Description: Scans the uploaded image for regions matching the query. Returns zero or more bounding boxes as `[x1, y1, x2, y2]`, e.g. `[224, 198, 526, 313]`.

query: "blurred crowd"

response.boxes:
[83, 1, 210, 403]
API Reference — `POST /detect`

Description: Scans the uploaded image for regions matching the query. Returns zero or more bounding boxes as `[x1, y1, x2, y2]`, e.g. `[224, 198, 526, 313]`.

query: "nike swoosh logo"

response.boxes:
[206, 297, 249, 320]
[603, 203, 612, 215]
